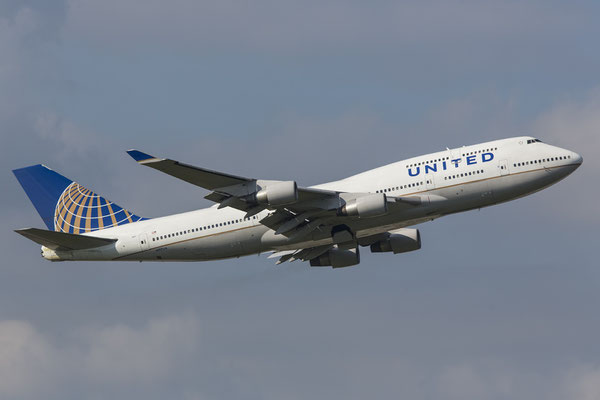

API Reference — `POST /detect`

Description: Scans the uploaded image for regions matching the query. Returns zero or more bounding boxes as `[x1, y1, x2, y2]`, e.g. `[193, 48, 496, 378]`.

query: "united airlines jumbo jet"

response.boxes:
[13, 137, 582, 268]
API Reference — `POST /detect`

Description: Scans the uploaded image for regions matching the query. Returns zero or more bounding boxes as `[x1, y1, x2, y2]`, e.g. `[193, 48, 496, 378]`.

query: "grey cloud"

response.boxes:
[0, 314, 201, 399]
[83, 313, 201, 383]
[0, 320, 58, 398]
[564, 365, 600, 400]
[2, 314, 600, 400]
[530, 88, 600, 223]
[1, 1, 597, 399]
[533, 89, 600, 172]
[62, 0, 585, 52]
[0, 7, 38, 112]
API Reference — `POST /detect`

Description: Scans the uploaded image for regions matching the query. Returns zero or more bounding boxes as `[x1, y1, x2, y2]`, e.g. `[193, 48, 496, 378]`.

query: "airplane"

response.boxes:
[13, 136, 582, 268]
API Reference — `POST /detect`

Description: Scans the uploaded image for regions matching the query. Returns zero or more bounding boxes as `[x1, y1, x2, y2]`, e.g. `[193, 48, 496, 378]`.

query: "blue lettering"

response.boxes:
[451, 159, 461, 168]
[482, 152, 494, 162]
[442, 161, 447, 170]
[466, 155, 476, 165]
[408, 167, 420, 177]
[425, 164, 437, 174]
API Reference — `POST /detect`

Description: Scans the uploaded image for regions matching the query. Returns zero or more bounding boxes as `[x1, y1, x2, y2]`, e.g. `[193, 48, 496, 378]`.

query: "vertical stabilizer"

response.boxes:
[13, 164, 146, 234]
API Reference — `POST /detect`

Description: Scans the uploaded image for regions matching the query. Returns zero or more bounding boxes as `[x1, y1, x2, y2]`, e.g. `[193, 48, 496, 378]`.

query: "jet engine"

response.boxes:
[338, 193, 387, 218]
[310, 246, 360, 268]
[254, 181, 298, 206]
[370, 229, 421, 254]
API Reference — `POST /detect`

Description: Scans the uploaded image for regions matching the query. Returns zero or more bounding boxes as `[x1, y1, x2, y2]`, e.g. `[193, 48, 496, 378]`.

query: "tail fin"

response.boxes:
[13, 164, 146, 234]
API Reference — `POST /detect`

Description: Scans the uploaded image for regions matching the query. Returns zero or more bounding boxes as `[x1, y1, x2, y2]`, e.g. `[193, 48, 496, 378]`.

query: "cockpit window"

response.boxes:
[527, 139, 543, 144]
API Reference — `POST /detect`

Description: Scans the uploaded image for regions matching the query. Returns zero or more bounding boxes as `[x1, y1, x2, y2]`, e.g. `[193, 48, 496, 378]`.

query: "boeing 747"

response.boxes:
[13, 137, 582, 267]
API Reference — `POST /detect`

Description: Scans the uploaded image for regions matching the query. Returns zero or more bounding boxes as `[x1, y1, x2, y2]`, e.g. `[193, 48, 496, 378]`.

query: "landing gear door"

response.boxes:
[498, 159, 509, 176]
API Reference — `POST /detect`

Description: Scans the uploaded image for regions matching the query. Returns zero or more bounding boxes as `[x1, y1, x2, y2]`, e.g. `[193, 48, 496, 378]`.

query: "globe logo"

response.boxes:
[53, 182, 142, 234]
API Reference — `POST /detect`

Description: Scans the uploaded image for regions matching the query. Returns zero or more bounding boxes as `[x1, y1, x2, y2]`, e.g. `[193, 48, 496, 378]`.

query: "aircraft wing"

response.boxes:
[127, 150, 422, 240]
[127, 149, 341, 215]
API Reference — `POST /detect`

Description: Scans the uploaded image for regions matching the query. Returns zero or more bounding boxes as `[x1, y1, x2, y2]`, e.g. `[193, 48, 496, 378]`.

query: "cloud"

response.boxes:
[564, 366, 600, 400]
[435, 364, 515, 400]
[0, 314, 201, 399]
[33, 111, 101, 161]
[62, 0, 583, 52]
[0, 7, 39, 115]
[0, 320, 58, 398]
[533, 89, 600, 172]
[530, 88, 600, 223]
[84, 313, 201, 383]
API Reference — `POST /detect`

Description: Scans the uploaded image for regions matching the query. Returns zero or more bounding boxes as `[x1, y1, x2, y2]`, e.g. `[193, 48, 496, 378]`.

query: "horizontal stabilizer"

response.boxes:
[15, 228, 117, 251]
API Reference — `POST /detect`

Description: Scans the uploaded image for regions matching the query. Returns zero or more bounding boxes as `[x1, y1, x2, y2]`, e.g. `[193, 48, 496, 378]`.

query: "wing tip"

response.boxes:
[127, 149, 155, 162]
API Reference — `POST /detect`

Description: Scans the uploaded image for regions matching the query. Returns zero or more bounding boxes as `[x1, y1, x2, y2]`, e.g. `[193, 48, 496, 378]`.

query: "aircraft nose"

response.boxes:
[572, 151, 583, 166]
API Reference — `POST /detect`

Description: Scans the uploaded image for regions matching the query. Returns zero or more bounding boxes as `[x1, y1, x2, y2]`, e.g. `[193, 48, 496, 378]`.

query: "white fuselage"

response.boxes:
[42, 137, 582, 262]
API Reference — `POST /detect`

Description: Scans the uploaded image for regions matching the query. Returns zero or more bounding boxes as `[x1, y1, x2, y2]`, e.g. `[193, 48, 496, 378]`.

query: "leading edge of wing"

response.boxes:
[126, 149, 339, 201]
[126, 149, 251, 190]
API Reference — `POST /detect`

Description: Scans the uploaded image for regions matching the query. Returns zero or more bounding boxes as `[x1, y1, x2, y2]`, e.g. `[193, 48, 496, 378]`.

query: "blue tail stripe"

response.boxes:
[13, 165, 72, 230]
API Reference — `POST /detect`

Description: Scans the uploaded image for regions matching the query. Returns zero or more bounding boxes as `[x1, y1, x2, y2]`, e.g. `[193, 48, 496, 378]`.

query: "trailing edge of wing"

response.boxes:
[15, 228, 117, 251]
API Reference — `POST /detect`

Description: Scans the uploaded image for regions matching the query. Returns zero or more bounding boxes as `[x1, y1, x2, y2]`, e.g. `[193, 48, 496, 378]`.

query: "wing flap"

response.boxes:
[15, 228, 117, 251]
[270, 244, 333, 265]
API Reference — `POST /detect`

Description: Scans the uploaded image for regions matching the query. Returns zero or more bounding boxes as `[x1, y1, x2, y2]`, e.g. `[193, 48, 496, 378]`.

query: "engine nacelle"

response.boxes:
[339, 193, 387, 218]
[370, 229, 421, 254]
[254, 181, 298, 206]
[310, 247, 360, 268]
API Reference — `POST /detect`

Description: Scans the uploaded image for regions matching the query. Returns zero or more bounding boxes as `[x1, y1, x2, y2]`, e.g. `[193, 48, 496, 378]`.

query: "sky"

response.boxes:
[0, 1, 599, 399]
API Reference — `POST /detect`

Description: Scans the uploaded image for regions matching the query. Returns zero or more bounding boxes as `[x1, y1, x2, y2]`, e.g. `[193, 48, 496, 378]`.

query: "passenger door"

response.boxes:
[498, 159, 509, 176]
[139, 233, 149, 251]
[425, 175, 435, 191]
